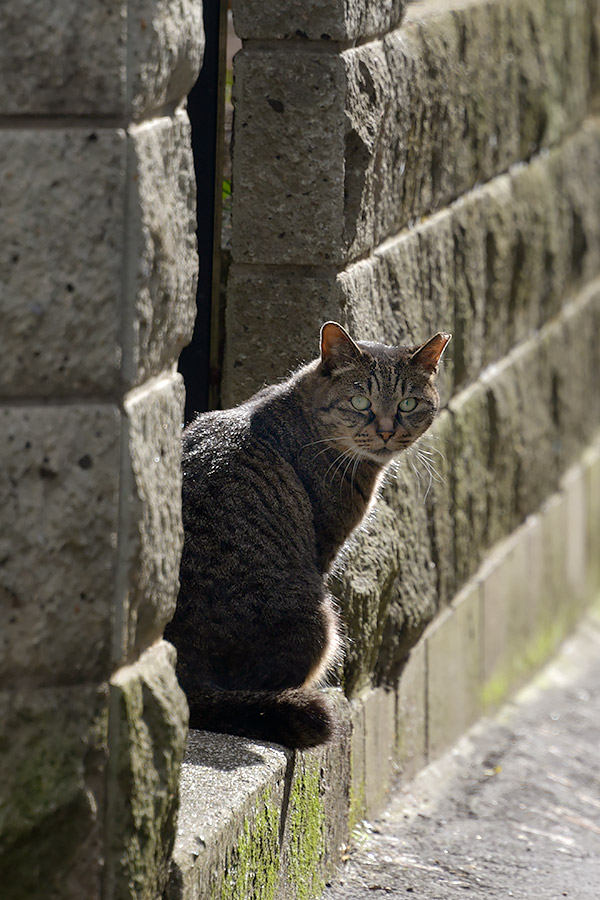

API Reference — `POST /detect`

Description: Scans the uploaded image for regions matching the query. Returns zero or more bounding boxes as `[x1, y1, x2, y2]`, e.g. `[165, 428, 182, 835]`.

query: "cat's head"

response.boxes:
[313, 322, 451, 465]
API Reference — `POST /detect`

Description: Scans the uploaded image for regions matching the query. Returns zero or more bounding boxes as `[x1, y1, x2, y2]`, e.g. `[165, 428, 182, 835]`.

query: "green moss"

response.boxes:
[480, 613, 574, 710]
[214, 789, 280, 900]
[286, 759, 326, 900]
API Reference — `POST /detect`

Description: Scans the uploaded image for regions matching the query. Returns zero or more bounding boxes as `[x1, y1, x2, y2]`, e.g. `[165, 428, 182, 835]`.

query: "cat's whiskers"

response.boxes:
[323, 447, 353, 485]
[338, 448, 362, 498]
[415, 449, 444, 484]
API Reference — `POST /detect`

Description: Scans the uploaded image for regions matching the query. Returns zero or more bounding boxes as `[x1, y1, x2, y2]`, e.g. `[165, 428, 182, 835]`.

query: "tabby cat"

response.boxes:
[164, 323, 451, 749]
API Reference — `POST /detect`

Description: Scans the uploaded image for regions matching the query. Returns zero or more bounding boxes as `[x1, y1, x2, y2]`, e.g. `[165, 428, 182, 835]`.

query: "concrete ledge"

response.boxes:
[168, 434, 600, 899]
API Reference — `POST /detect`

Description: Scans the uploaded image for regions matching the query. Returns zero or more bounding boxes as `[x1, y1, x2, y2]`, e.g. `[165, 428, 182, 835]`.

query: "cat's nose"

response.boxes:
[377, 418, 395, 443]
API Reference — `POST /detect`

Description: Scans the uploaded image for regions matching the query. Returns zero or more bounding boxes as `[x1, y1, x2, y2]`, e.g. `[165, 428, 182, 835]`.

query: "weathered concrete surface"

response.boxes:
[126, 113, 198, 387]
[106, 641, 188, 900]
[166, 443, 600, 900]
[324, 613, 600, 900]
[121, 374, 186, 662]
[0, 0, 203, 118]
[232, 0, 405, 41]
[0, 684, 108, 900]
[0, 129, 125, 396]
[0, 405, 120, 685]
[231, 0, 597, 266]
[224, 120, 600, 406]
[168, 691, 351, 900]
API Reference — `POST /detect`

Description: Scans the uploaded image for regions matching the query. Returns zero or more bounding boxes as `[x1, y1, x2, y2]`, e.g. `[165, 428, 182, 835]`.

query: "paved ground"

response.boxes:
[325, 615, 600, 900]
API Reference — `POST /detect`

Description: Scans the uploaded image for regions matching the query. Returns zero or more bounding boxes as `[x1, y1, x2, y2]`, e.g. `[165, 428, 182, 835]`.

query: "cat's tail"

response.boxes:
[184, 685, 337, 750]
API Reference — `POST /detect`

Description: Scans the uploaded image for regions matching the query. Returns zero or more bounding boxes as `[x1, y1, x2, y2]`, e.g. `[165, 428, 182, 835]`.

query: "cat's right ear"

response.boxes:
[320, 322, 363, 374]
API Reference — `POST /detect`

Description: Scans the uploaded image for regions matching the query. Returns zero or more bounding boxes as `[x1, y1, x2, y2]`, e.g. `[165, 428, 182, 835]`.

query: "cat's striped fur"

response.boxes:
[164, 323, 450, 748]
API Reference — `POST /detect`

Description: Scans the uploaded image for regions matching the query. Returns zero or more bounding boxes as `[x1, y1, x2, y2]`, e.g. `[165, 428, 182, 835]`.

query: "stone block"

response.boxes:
[0, 129, 125, 397]
[422, 410, 455, 606]
[231, 48, 346, 266]
[106, 641, 189, 900]
[482, 346, 554, 547]
[0, 405, 120, 685]
[120, 374, 186, 662]
[395, 640, 427, 781]
[426, 582, 482, 760]
[362, 687, 396, 819]
[222, 265, 343, 406]
[449, 381, 491, 585]
[348, 699, 367, 829]
[451, 196, 487, 388]
[169, 730, 288, 900]
[551, 121, 600, 293]
[334, 464, 437, 695]
[128, 0, 205, 121]
[480, 532, 545, 707]
[0, 1, 126, 115]
[333, 495, 405, 696]
[562, 466, 588, 606]
[281, 720, 352, 896]
[539, 492, 570, 623]
[582, 442, 600, 601]
[539, 284, 600, 475]
[126, 113, 198, 388]
[230, 0, 595, 267]
[232, 0, 405, 41]
[0, 684, 108, 900]
[0, 1, 203, 118]
[374, 467, 439, 685]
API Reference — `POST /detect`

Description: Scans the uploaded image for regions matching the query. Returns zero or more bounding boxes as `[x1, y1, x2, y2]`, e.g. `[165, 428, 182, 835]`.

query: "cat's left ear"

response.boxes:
[320, 322, 363, 374]
[410, 332, 452, 375]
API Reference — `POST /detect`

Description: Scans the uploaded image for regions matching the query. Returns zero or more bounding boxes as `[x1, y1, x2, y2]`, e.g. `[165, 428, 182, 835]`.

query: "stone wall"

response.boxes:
[224, 0, 600, 695]
[0, 3, 203, 898]
[167, 2, 600, 894]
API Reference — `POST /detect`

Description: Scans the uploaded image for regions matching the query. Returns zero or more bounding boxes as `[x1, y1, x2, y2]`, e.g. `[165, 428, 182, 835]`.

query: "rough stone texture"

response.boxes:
[128, 0, 205, 121]
[426, 583, 482, 759]
[0, 0, 203, 118]
[231, 47, 346, 266]
[106, 642, 188, 900]
[224, 122, 600, 405]
[221, 266, 342, 407]
[1, 0, 202, 894]
[169, 730, 288, 900]
[232, 0, 405, 41]
[448, 380, 490, 586]
[231, 0, 596, 267]
[121, 374, 186, 662]
[331, 466, 436, 696]
[280, 730, 352, 898]
[0, 129, 125, 397]
[0, 405, 120, 685]
[0, 1, 126, 115]
[169, 698, 351, 900]
[0, 684, 108, 900]
[126, 113, 198, 388]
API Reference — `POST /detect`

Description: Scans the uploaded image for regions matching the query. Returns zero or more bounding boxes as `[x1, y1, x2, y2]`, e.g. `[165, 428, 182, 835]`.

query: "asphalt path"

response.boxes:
[324, 614, 600, 900]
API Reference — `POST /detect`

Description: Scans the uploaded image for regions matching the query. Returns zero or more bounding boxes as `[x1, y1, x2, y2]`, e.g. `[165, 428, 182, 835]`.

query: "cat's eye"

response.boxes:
[398, 397, 418, 413]
[351, 395, 371, 411]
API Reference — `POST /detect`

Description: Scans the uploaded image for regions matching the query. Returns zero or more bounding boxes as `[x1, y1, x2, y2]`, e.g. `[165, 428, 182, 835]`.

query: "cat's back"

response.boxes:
[180, 396, 316, 574]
